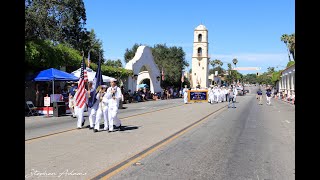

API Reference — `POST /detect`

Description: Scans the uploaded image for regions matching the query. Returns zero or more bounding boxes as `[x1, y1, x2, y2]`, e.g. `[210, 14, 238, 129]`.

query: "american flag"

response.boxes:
[76, 55, 87, 108]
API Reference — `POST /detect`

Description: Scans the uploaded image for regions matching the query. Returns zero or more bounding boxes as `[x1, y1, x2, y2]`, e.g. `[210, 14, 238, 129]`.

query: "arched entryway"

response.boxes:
[125, 46, 162, 93]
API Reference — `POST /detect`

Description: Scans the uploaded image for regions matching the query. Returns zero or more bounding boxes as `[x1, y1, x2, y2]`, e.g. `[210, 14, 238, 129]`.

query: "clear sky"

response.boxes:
[83, 0, 294, 75]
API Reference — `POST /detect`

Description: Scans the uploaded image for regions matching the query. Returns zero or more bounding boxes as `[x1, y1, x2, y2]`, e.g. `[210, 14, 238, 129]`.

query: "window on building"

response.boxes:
[198, 34, 202, 42]
[197, 47, 202, 56]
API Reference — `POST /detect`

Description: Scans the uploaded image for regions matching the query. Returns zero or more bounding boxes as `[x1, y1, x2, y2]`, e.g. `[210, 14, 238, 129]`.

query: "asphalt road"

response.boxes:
[25, 98, 183, 140]
[109, 90, 295, 180]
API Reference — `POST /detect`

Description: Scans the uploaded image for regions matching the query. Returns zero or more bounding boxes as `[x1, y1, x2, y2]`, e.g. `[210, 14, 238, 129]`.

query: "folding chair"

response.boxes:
[26, 101, 39, 116]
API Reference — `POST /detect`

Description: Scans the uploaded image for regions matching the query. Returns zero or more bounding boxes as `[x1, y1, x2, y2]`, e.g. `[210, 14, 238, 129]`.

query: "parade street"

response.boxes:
[25, 88, 295, 180]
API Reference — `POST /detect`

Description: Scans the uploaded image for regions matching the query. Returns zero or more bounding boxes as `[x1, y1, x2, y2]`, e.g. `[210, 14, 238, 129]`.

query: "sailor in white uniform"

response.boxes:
[87, 81, 100, 129]
[183, 85, 189, 104]
[106, 80, 123, 132]
[213, 86, 219, 103]
[93, 85, 108, 132]
[208, 85, 214, 104]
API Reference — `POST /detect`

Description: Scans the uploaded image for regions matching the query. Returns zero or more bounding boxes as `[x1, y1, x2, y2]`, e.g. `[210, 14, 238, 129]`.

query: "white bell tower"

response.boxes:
[191, 24, 209, 88]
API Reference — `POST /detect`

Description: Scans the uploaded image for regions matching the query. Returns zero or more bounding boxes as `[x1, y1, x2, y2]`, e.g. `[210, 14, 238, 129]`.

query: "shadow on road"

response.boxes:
[83, 124, 139, 132]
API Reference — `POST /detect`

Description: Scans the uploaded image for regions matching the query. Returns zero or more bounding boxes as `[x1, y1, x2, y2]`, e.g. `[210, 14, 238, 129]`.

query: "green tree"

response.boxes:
[25, 40, 82, 74]
[242, 74, 257, 84]
[256, 73, 272, 85]
[152, 44, 188, 87]
[267, 67, 275, 74]
[281, 34, 292, 61]
[209, 66, 225, 75]
[104, 59, 123, 68]
[25, 0, 87, 49]
[288, 33, 295, 60]
[210, 59, 223, 70]
[124, 43, 142, 63]
[286, 61, 295, 68]
[271, 71, 281, 86]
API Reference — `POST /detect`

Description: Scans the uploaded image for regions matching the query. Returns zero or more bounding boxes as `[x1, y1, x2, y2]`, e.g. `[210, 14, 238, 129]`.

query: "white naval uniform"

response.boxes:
[106, 86, 122, 131]
[208, 88, 214, 104]
[74, 89, 88, 128]
[88, 89, 99, 128]
[183, 88, 188, 104]
[218, 88, 223, 103]
[94, 92, 108, 131]
[233, 88, 238, 102]
[213, 88, 219, 103]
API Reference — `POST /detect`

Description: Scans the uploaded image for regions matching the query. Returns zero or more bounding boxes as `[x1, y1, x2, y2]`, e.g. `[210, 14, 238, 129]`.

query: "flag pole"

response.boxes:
[82, 50, 89, 91]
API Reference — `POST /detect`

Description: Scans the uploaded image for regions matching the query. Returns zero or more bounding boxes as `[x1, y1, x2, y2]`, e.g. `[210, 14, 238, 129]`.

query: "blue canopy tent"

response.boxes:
[33, 68, 79, 95]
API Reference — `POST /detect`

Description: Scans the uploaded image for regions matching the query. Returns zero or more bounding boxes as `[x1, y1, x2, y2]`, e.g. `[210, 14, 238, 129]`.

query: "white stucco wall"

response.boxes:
[125, 46, 162, 93]
[280, 64, 295, 96]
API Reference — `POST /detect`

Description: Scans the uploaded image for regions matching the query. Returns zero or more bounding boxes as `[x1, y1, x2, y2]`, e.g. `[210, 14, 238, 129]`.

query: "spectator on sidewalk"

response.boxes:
[228, 85, 236, 108]
[68, 83, 77, 118]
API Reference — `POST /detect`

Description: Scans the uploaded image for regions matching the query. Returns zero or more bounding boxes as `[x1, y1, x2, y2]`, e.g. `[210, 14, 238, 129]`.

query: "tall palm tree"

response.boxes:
[214, 59, 223, 67]
[288, 33, 295, 61]
[210, 59, 223, 70]
[232, 58, 238, 67]
[281, 34, 292, 61]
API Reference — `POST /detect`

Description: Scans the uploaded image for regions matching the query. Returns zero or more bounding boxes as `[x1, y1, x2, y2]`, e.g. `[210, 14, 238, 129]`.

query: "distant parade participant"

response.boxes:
[87, 81, 99, 130]
[217, 87, 222, 103]
[183, 85, 189, 104]
[233, 86, 238, 102]
[222, 86, 228, 102]
[68, 83, 77, 118]
[106, 80, 123, 132]
[224, 86, 229, 102]
[213, 86, 219, 103]
[208, 85, 214, 104]
[228, 85, 236, 108]
[266, 86, 272, 105]
[257, 88, 263, 105]
[93, 85, 108, 132]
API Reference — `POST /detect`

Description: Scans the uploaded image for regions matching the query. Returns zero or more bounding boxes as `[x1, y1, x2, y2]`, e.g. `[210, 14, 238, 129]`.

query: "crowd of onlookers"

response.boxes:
[275, 89, 295, 104]
[122, 86, 183, 104]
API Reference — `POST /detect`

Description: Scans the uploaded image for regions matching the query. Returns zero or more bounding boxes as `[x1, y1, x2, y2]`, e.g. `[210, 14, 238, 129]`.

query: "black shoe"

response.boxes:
[93, 129, 98, 133]
[82, 119, 86, 127]
[89, 127, 93, 130]
[108, 130, 114, 133]
[115, 124, 121, 129]
[119, 125, 124, 131]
